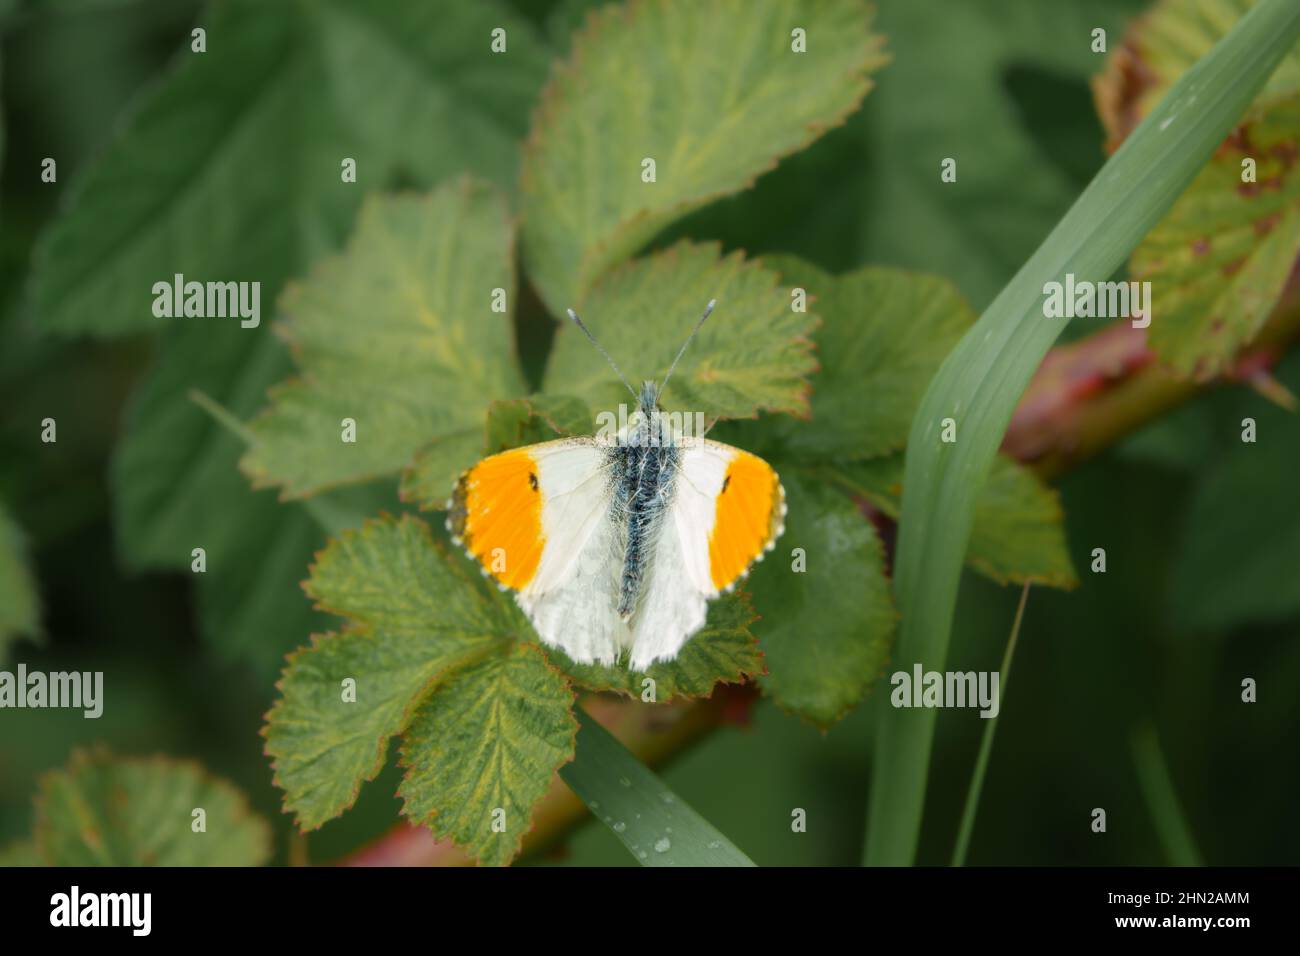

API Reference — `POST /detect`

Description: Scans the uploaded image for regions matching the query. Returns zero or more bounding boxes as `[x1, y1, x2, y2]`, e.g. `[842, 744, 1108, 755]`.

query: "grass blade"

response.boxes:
[1131, 724, 1206, 866]
[560, 706, 756, 867]
[951, 583, 1030, 866]
[866, 0, 1300, 866]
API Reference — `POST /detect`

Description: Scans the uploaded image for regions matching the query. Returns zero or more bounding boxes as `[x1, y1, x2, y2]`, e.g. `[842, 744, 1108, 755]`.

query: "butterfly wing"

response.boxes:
[626, 438, 786, 670]
[447, 437, 628, 666]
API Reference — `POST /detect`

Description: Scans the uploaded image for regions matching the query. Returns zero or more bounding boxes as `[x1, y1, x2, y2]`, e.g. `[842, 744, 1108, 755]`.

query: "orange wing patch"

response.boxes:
[447, 447, 544, 590]
[708, 451, 784, 592]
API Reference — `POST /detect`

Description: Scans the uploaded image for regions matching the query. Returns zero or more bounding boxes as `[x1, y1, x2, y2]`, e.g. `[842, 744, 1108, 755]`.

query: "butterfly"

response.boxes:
[446, 300, 786, 672]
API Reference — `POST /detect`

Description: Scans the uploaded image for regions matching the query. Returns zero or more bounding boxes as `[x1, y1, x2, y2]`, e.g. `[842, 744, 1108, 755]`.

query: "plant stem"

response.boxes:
[1005, 292, 1300, 478]
[951, 582, 1030, 867]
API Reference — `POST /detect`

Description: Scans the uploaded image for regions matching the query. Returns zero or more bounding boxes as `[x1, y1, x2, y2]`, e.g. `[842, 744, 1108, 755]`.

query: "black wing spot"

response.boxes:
[721, 474, 731, 493]
[528, 472, 539, 491]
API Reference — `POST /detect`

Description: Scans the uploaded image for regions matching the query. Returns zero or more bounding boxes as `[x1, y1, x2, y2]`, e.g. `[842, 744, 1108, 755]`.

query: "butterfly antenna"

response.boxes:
[659, 298, 715, 396]
[567, 308, 638, 399]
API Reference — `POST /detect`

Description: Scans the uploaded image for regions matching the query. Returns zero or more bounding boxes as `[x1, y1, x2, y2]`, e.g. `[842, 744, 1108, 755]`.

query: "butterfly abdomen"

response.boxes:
[613, 442, 678, 620]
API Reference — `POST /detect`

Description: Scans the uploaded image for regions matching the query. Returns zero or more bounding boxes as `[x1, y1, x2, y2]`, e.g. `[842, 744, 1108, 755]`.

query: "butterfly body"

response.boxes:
[611, 382, 682, 621]
[447, 307, 785, 671]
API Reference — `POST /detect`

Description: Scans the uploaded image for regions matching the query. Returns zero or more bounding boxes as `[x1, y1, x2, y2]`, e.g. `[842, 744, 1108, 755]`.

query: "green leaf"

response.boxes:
[193, 512, 329, 679]
[867, 0, 1300, 866]
[795, 0, 1143, 308]
[37, 0, 551, 676]
[1095, 0, 1300, 141]
[750, 471, 894, 726]
[34, 749, 270, 866]
[116, 340, 395, 678]
[520, 0, 888, 314]
[484, 394, 593, 451]
[264, 514, 520, 830]
[1141, 160, 1300, 379]
[398, 641, 577, 867]
[554, 595, 764, 701]
[242, 182, 526, 498]
[832, 454, 1076, 588]
[113, 328, 292, 570]
[1095, 0, 1300, 378]
[398, 427, 489, 514]
[543, 242, 817, 420]
[0, 501, 40, 659]
[400, 394, 593, 511]
[29, 0, 549, 337]
[966, 458, 1078, 588]
[760, 255, 976, 460]
[559, 706, 755, 866]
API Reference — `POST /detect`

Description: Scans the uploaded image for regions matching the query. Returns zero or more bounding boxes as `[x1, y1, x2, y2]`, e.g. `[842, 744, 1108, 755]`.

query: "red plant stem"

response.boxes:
[1007, 270, 1300, 476]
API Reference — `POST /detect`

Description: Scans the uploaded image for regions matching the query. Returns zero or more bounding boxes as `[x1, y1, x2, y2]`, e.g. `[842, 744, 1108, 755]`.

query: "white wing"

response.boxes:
[626, 439, 784, 671]
[513, 439, 629, 666]
[626, 511, 711, 670]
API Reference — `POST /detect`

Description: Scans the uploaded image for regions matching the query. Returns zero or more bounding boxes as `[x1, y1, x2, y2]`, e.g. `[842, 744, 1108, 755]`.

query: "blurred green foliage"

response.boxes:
[2, 0, 1298, 866]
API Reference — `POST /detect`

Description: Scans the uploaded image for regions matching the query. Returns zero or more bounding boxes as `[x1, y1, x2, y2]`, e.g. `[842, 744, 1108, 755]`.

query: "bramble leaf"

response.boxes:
[554, 595, 763, 701]
[1094, 0, 1300, 147]
[542, 242, 817, 421]
[398, 428, 487, 515]
[34, 749, 270, 866]
[484, 394, 593, 452]
[520, 0, 888, 314]
[400, 395, 591, 512]
[112, 328, 331, 678]
[1097, 0, 1300, 377]
[759, 255, 976, 459]
[750, 471, 895, 726]
[47, 0, 551, 675]
[264, 514, 523, 830]
[0, 502, 40, 659]
[835, 453, 1078, 588]
[1134, 97, 1300, 378]
[29, 0, 548, 337]
[242, 181, 526, 499]
[397, 642, 577, 867]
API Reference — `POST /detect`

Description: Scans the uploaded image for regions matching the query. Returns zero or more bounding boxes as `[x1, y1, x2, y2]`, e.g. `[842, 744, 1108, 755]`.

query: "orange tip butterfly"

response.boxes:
[446, 300, 786, 671]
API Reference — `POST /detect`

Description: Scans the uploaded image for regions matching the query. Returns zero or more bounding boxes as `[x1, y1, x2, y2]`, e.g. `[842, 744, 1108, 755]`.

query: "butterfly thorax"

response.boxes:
[609, 383, 680, 621]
